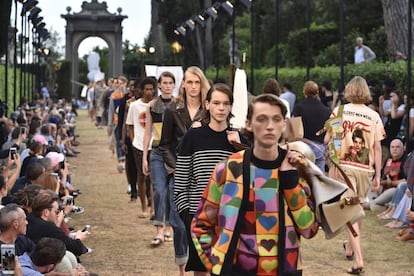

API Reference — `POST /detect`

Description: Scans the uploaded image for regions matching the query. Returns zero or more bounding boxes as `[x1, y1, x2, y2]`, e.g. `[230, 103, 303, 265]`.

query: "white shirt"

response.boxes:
[126, 99, 150, 151]
[354, 47, 364, 64]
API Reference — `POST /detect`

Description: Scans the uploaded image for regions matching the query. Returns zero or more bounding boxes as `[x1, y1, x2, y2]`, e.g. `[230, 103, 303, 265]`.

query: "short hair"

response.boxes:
[303, 81, 319, 97]
[344, 76, 372, 104]
[262, 78, 281, 96]
[356, 37, 363, 42]
[158, 71, 176, 84]
[40, 124, 50, 136]
[117, 75, 128, 84]
[352, 129, 365, 143]
[30, 237, 66, 267]
[31, 190, 59, 217]
[322, 80, 332, 91]
[202, 83, 234, 122]
[0, 204, 21, 231]
[139, 77, 157, 91]
[247, 93, 287, 121]
[26, 161, 46, 180]
[283, 83, 292, 91]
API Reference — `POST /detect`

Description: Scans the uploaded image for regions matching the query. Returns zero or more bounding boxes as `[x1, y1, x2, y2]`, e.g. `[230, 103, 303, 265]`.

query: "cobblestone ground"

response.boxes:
[70, 110, 413, 276]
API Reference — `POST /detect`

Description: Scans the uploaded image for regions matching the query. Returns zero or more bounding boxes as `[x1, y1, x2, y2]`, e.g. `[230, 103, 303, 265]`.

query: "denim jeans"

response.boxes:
[114, 125, 124, 161]
[389, 182, 407, 206]
[151, 149, 170, 226]
[169, 175, 188, 265]
[306, 141, 326, 173]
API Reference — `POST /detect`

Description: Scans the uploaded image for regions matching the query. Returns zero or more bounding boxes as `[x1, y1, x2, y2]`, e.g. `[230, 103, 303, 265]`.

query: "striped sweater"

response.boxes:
[174, 125, 240, 215]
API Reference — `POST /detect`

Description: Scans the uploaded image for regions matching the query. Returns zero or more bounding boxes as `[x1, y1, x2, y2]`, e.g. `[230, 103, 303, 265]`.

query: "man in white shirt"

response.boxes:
[354, 37, 376, 64]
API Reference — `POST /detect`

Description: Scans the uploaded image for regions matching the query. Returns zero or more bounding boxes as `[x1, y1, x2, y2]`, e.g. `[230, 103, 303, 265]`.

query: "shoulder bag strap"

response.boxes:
[220, 149, 251, 276]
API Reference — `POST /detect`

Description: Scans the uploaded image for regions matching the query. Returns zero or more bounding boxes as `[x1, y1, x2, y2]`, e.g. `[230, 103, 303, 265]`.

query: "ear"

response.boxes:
[245, 119, 252, 132]
[205, 100, 210, 110]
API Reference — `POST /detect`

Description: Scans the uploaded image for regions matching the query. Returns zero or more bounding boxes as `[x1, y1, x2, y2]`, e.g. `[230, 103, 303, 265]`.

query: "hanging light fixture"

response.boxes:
[221, 1, 234, 16]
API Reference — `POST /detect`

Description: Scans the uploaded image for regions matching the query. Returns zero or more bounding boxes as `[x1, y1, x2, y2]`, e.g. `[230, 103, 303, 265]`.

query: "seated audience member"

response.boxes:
[2, 160, 45, 205]
[384, 189, 411, 229]
[26, 190, 90, 257]
[0, 204, 34, 255]
[18, 237, 66, 275]
[19, 141, 44, 177]
[377, 182, 407, 220]
[1, 126, 27, 154]
[1, 150, 22, 195]
[20, 134, 48, 165]
[365, 139, 406, 211]
[12, 184, 43, 214]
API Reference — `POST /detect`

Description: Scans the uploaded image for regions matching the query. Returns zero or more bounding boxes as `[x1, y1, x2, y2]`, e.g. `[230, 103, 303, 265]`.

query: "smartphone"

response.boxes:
[66, 195, 73, 205]
[59, 160, 65, 170]
[1, 244, 15, 274]
[20, 127, 26, 136]
[9, 147, 17, 160]
[82, 224, 90, 232]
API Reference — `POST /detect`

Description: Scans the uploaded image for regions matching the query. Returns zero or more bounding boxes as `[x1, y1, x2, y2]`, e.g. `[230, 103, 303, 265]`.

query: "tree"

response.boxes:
[381, 0, 414, 60]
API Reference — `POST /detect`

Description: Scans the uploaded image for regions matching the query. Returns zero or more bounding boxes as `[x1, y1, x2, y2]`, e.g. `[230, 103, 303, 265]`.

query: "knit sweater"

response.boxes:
[191, 149, 319, 275]
[174, 125, 240, 216]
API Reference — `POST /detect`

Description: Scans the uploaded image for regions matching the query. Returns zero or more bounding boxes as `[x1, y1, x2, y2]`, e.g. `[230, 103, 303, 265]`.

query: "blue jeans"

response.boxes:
[306, 141, 326, 173]
[151, 149, 170, 226]
[114, 126, 124, 161]
[169, 175, 188, 265]
[389, 182, 407, 206]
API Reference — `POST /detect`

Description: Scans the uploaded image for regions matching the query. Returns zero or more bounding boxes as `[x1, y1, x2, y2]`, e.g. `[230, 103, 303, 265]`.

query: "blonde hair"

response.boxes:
[175, 66, 210, 104]
[344, 76, 372, 104]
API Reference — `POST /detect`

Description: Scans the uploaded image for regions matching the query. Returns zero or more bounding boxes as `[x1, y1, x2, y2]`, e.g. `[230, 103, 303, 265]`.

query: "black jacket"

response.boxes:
[26, 213, 88, 256]
[158, 100, 203, 174]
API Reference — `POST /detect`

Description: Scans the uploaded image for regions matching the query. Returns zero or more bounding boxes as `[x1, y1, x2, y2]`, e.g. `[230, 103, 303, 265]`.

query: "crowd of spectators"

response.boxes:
[0, 94, 95, 275]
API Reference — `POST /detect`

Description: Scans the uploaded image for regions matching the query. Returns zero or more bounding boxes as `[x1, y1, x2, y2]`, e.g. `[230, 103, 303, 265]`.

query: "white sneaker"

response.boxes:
[71, 205, 85, 215]
[126, 184, 131, 194]
[117, 162, 125, 173]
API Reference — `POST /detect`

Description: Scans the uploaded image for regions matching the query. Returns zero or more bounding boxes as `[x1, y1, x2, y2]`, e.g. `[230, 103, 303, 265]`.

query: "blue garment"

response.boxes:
[169, 176, 188, 265]
[151, 148, 170, 226]
[18, 252, 43, 276]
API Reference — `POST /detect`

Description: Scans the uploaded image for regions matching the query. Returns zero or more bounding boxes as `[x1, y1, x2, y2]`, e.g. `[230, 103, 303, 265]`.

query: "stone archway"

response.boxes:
[61, 0, 127, 97]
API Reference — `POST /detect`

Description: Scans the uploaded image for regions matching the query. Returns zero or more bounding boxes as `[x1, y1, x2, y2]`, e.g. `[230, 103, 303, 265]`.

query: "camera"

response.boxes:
[20, 127, 26, 136]
[9, 147, 17, 160]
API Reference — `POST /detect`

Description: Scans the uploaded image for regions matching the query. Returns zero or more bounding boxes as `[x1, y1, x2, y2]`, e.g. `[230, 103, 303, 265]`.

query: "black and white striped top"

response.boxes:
[174, 125, 241, 215]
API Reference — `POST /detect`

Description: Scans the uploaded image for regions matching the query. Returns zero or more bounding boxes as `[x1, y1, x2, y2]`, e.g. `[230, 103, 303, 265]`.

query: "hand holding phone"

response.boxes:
[1, 244, 16, 274]
[66, 195, 73, 205]
[82, 225, 90, 232]
[9, 147, 17, 160]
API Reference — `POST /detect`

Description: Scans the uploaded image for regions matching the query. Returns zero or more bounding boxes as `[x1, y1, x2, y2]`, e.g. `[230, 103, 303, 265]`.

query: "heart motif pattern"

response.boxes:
[258, 216, 277, 231]
[260, 239, 276, 251]
[228, 160, 243, 179]
[218, 232, 230, 246]
[286, 251, 298, 269]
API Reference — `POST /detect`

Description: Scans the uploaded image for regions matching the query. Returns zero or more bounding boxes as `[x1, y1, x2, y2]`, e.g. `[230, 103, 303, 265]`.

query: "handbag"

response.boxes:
[284, 116, 304, 142]
[286, 140, 365, 240]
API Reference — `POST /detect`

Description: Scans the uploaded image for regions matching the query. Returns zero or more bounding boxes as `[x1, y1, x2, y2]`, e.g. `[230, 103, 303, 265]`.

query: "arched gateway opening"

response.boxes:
[61, 0, 127, 97]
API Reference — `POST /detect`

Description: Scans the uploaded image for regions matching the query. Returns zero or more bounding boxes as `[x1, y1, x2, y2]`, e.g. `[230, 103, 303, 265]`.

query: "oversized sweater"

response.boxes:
[174, 125, 240, 215]
[191, 149, 319, 276]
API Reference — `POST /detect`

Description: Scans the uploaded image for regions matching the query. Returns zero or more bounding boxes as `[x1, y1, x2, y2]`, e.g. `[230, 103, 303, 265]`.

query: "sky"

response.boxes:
[13, 0, 151, 57]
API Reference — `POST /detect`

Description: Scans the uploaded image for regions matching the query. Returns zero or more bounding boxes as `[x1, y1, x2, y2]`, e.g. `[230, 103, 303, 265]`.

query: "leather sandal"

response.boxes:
[343, 241, 354, 260]
[150, 236, 164, 246]
[347, 267, 364, 274]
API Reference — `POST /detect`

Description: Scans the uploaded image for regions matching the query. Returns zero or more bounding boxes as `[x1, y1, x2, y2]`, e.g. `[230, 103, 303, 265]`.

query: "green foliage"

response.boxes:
[56, 60, 72, 100]
[0, 65, 33, 113]
[206, 61, 414, 102]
